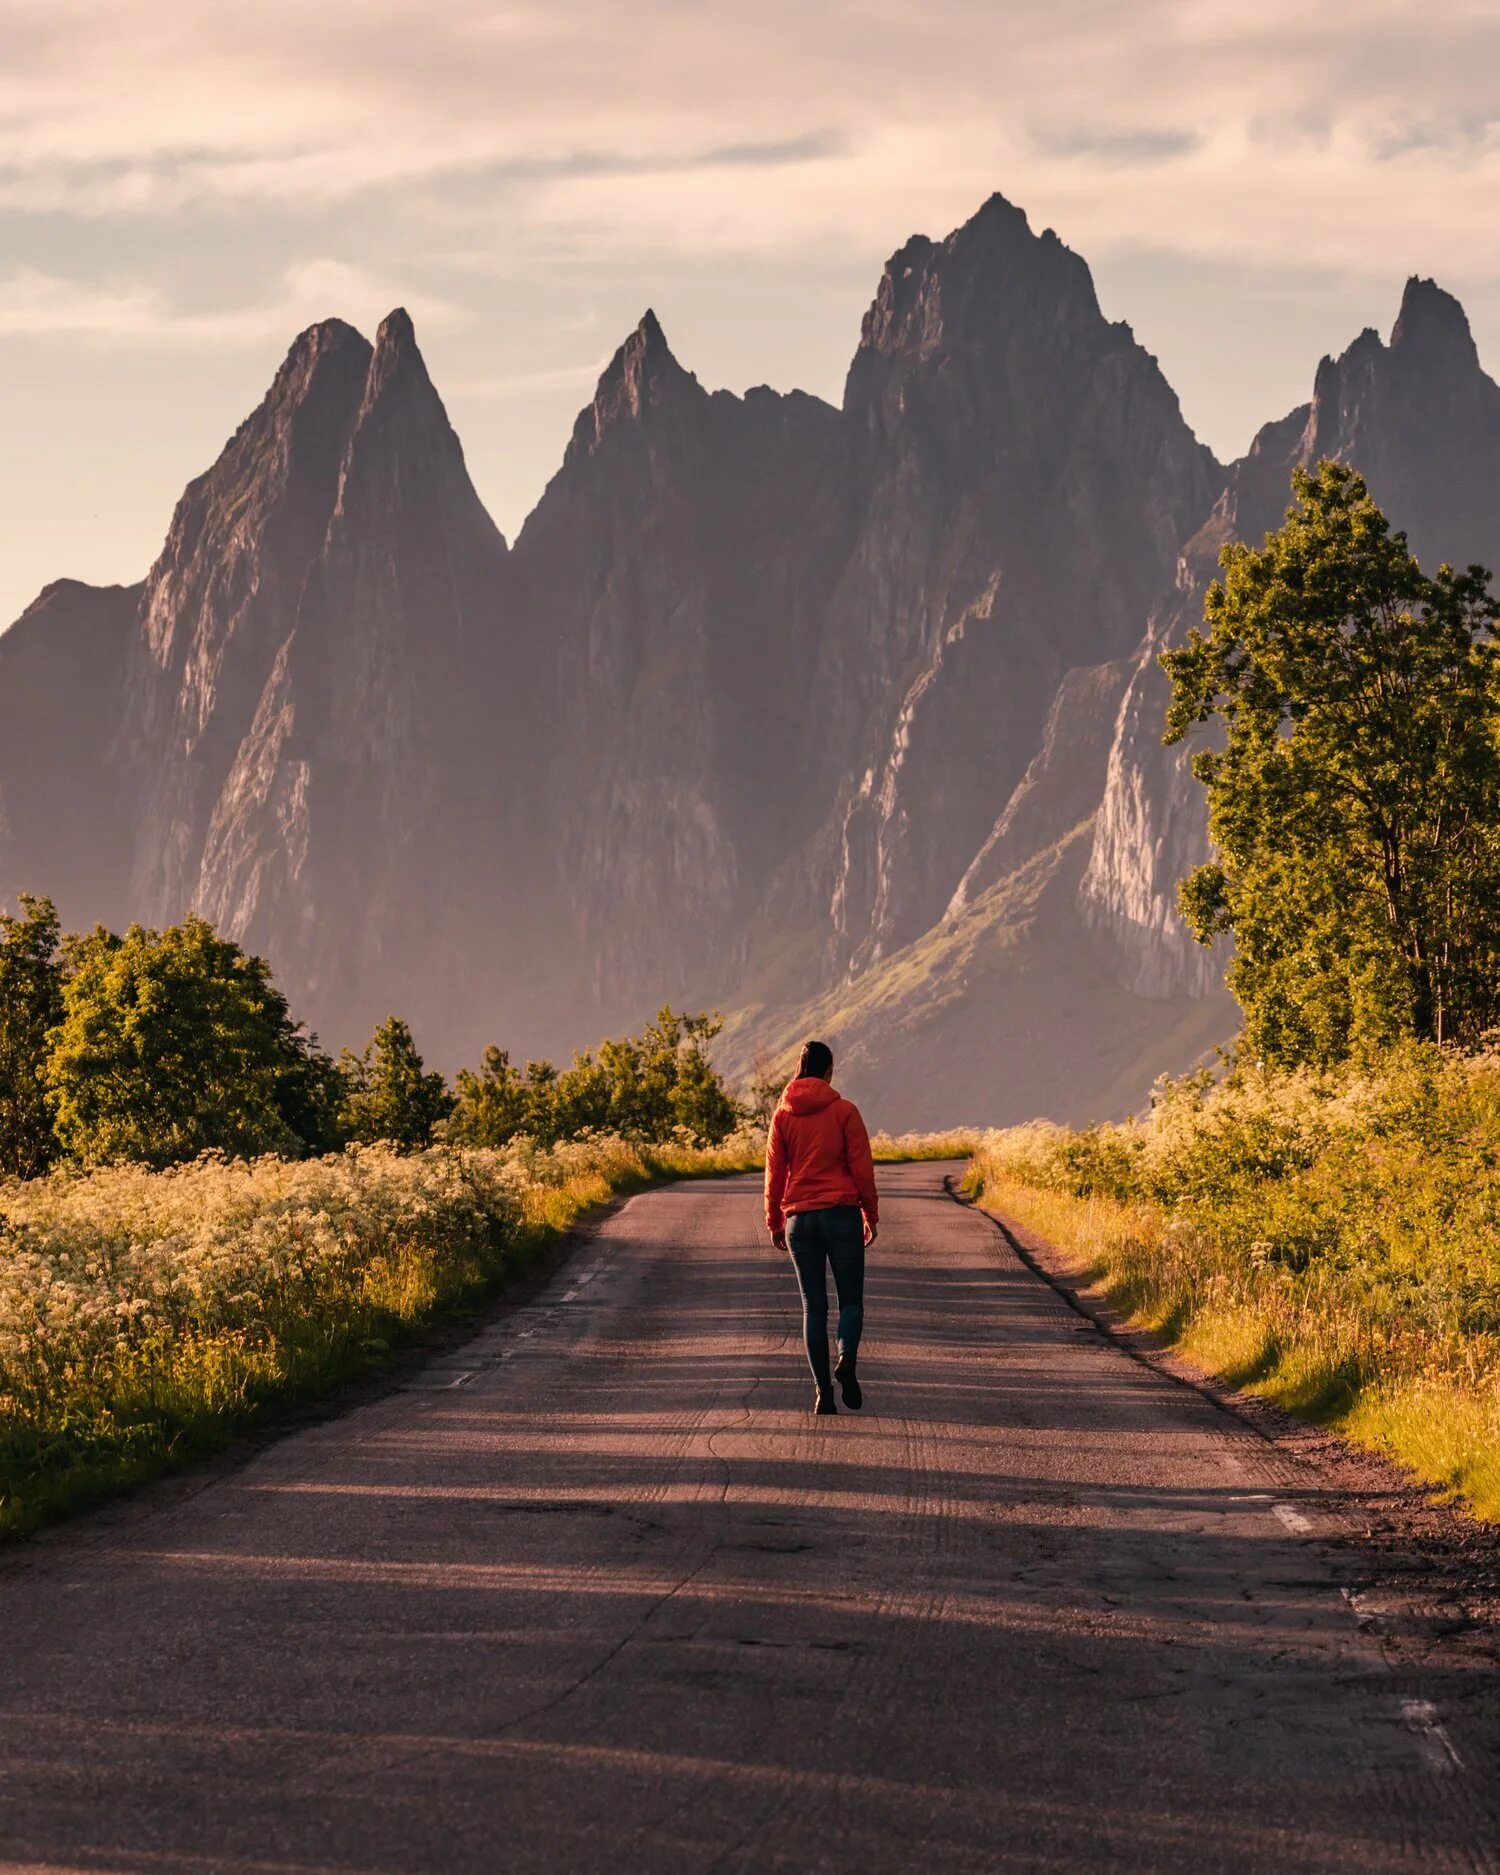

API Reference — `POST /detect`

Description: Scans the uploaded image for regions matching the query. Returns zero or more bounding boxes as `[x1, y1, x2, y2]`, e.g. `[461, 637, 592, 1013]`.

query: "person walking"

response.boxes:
[764, 1040, 879, 1416]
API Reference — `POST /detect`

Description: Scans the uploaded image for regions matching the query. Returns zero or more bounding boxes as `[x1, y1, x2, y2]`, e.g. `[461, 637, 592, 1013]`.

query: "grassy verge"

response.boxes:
[0, 1131, 767, 1537]
[964, 1046, 1500, 1521]
[872, 1129, 979, 1163]
[1, 1126, 960, 1537]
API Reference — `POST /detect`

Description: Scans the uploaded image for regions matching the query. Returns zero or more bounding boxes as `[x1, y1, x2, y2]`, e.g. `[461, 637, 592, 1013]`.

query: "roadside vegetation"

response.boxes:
[0, 1131, 765, 1537]
[0, 897, 745, 1176]
[967, 1048, 1500, 1517]
[969, 464, 1500, 1520]
[0, 892, 969, 1535]
[0, 891, 760, 1532]
[869, 1129, 978, 1162]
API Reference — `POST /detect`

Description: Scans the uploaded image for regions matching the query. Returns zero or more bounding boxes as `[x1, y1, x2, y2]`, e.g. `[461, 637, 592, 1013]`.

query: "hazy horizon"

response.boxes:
[5, 0, 1500, 628]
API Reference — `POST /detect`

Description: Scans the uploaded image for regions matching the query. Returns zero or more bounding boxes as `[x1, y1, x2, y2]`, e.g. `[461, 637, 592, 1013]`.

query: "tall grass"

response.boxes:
[965, 1045, 1500, 1519]
[0, 1130, 766, 1537]
[872, 1128, 979, 1163]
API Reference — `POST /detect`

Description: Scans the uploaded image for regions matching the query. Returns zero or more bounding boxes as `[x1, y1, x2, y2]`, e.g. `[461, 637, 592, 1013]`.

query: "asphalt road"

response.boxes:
[2, 1163, 1497, 1874]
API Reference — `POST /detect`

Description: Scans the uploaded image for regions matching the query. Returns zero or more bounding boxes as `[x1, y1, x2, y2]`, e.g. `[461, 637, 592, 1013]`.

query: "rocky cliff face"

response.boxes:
[510, 311, 857, 1017]
[3, 310, 517, 1057]
[3, 207, 1496, 1120]
[506, 196, 1222, 1048]
[116, 318, 374, 924]
[816, 196, 1221, 970]
[0, 578, 141, 921]
[1081, 280, 1500, 1001]
[190, 309, 514, 1053]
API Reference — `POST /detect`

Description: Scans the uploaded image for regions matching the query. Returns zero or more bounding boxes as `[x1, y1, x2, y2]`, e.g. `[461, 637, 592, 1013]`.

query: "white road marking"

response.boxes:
[1399, 1697, 1464, 1772]
[1272, 1502, 1315, 1535]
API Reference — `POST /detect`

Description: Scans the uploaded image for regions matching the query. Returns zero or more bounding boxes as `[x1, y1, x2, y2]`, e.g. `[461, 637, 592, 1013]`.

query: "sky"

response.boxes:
[3, 0, 1500, 628]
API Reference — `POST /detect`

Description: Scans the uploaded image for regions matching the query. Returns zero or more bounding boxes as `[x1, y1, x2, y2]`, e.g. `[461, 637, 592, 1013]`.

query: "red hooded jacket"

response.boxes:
[764, 1078, 879, 1235]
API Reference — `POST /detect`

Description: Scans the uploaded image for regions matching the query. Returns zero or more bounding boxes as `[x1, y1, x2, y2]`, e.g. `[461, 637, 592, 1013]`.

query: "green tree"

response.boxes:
[445, 1046, 533, 1147]
[275, 1032, 352, 1157]
[46, 917, 309, 1167]
[446, 1008, 741, 1148]
[746, 1051, 786, 1131]
[338, 1017, 452, 1149]
[1163, 461, 1500, 1066]
[0, 895, 65, 1178]
[649, 1010, 740, 1144]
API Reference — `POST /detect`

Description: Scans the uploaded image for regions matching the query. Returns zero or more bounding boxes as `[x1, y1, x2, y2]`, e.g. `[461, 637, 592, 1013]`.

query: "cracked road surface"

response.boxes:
[2, 1164, 1497, 1872]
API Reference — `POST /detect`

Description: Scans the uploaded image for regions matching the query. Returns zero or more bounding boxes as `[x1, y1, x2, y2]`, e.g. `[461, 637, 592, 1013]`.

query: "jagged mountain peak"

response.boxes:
[329, 305, 506, 560]
[610, 307, 692, 394]
[568, 307, 703, 457]
[359, 305, 451, 417]
[842, 190, 1217, 526]
[1390, 275, 1480, 371]
[173, 316, 371, 515]
[634, 306, 669, 352]
[852, 188, 1100, 377]
[952, 188, 1071, 265]
[285, 314, 370, 360]
[972, 187, 1030, 224]
[939, 191, 1097, 312]
[137, 313, 374, 676]
[368, 306, 427, 383]
[261, 317, 373, 424]
[953, 189, 1077, 256]
[338, 303, 501, 549]
[1309, 278, 1486, 405]
[842, 196, 1146, 456]
[376, 305, 417, 348]
[607, 307, 688, 383]
[1302, 276, 1498, 510]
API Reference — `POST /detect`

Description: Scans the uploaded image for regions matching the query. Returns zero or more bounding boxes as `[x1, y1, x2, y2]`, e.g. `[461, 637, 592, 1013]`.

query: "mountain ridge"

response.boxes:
[3, 193, 1495, 1124]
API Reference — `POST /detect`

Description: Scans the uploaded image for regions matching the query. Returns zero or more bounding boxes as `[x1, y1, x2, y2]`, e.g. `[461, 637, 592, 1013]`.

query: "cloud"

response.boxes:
[1032, 129, 1200, 165]
[8, 0, 1500, 646]
[2, 0, 1499, 284]
[0, 258, 462, 344]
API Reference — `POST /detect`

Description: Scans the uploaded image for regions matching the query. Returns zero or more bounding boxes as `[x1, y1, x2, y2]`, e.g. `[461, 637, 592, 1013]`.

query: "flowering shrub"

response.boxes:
[0, 1132, 762, 1535]
[871, 1129, 979, 1163]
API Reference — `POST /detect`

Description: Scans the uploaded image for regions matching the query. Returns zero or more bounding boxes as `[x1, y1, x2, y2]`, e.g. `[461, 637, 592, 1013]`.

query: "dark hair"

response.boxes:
[798, 1039, 834, 1080]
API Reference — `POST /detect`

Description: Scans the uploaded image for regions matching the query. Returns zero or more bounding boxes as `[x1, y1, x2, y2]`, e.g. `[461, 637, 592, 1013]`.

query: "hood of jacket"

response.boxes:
[779, 1076, 843, 1117]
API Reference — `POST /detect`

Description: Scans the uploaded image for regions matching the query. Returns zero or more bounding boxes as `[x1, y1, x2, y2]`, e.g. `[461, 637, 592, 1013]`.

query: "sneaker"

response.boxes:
[834, 1354, 863, 1411]
[814, 1388, 838, 1416]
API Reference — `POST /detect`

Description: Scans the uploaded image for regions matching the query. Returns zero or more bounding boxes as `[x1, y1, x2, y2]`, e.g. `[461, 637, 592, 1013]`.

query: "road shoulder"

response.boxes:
[954, 1175, 1500, 1775]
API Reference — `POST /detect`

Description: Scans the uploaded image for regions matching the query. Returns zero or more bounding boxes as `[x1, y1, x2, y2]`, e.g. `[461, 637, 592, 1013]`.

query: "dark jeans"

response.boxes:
[786, 1205, 865, 1391]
